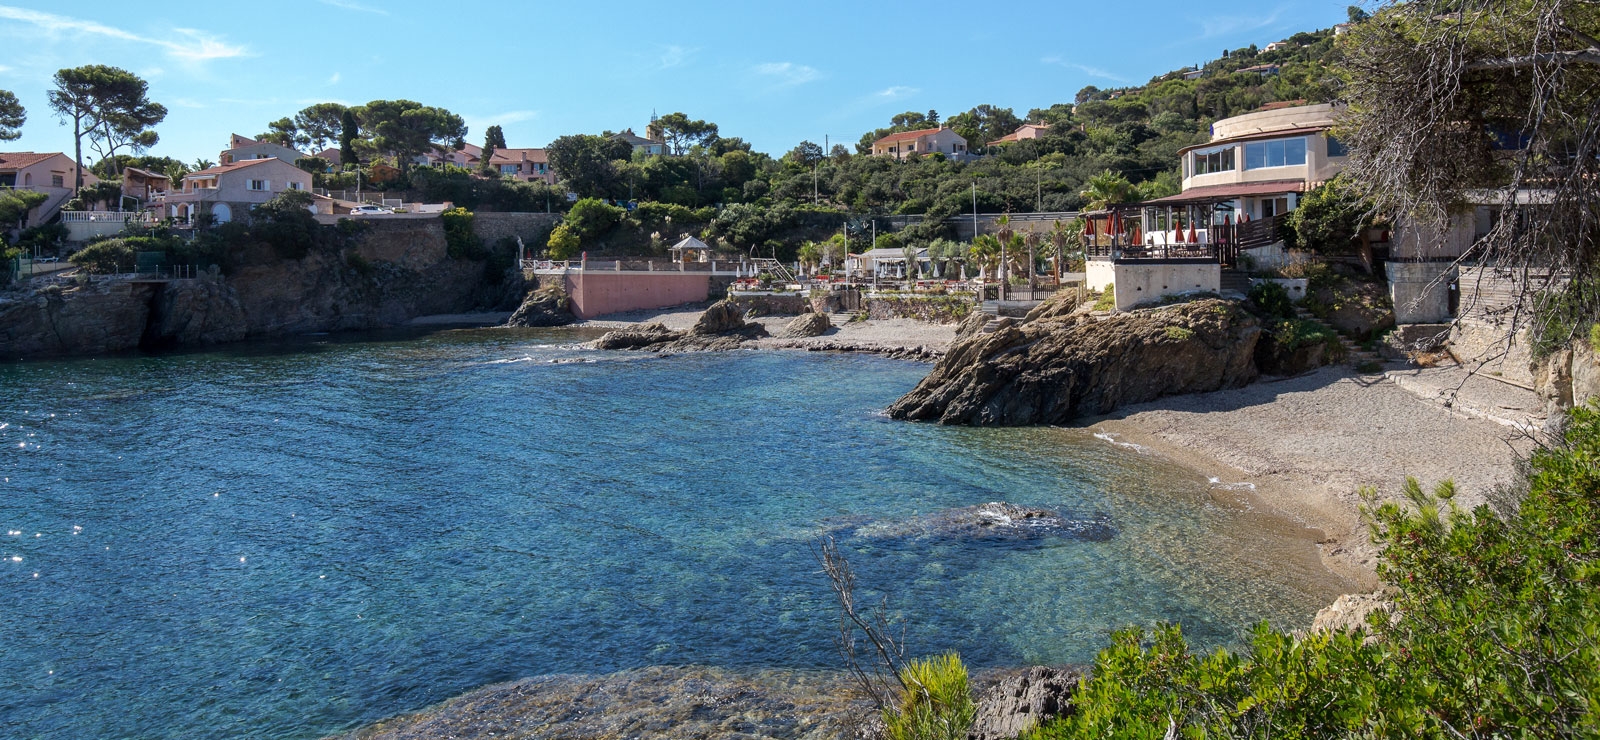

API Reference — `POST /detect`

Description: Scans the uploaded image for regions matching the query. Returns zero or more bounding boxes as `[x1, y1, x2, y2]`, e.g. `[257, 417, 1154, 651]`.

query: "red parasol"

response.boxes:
[1188, 220, 1199, 244]
[1173, 219, 1185, 243]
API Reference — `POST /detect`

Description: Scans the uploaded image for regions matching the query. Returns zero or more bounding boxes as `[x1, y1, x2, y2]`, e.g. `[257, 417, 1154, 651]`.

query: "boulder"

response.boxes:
[887, 299, 1261, 426]
[970, 666, 1080, 740]
[588, 322, 683, 350]
[837, 502, 1115, 544]
[1023, 289, 1085, 323]
[504, 285, 575, 327]
[1309, 591, 1394, 634]
[955, 310, 995, 340]
[777, 311, 832, 338]
[689, 299, 749, 336]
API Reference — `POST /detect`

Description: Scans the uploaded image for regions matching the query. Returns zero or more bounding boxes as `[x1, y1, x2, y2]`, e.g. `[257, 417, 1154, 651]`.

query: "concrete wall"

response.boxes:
[562, 272, 713, 319]
[1112, 262, 1221, 311]
[1086, 260, 1116, 292]
[1387, 261, 1455, 324]
[472, 212, 562, 246]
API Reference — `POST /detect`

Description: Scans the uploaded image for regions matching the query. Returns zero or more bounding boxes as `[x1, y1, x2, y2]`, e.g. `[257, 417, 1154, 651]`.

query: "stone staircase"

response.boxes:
[1220, 270, 1252, 294]
[1291, 305, 1386, 369]
[827, 311, 857, 327]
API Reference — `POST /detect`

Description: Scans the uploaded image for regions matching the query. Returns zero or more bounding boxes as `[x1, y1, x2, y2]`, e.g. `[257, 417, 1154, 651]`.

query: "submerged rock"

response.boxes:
[778, 311, 832, 338]
[504, 285, 575, 328]
[841, 502, 1115, 544]
[887, 299, 1261, 426]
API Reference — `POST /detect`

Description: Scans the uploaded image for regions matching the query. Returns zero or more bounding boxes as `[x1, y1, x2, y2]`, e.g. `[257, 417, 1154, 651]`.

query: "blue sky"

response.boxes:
[0, 0, 1353, 163]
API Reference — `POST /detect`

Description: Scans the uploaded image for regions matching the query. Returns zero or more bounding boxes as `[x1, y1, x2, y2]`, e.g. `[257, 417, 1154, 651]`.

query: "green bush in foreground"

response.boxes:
[1029, 404, 1600, 739]
[884, 653, 976, 740]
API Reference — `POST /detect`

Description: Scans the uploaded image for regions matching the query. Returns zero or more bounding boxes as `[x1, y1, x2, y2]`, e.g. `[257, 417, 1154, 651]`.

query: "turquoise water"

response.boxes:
[1, 329, 1341, 739]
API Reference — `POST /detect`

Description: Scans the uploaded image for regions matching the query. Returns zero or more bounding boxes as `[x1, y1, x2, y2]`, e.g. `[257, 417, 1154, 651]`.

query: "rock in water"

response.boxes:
[970, 666, 1081, 740]
[589, 322, 682, 350]
[887, 299, 1261, 426]
[842, 502, 1115, 544]
[777, 312, 831, 338]
[504, 285, 575, 327]
[689, 298, 750, 336]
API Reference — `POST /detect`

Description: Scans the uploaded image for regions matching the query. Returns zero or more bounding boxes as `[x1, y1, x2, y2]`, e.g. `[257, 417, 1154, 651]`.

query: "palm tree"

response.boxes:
[797, 240, 823, 275]
[192, 158, 214, 171]
[1079, 170, 1134, 211]
[969, 234, 1001, 280]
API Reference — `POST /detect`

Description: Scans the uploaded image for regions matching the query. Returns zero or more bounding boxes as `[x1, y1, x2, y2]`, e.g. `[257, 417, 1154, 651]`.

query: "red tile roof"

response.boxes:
[989, 123, 1050, 145]
[873, 127, 945, 146]
[184, 159, 280, 178]
[0, 152, 68, 170]
[490, 148, 548, 164]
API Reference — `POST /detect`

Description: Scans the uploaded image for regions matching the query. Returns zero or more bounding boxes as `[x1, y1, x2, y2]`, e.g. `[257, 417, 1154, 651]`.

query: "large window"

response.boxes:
[1191, 146, 1235, 175]
[248, 179, 268, 191]
[1244, 138, 1307, 169]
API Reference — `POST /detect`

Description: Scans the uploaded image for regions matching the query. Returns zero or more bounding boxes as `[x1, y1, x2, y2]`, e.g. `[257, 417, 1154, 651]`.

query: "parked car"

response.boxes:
[349, 205, 396, 215]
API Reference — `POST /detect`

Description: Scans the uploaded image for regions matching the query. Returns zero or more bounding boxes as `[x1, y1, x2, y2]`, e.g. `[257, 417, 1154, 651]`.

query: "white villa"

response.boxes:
[163, 158, 311, 224]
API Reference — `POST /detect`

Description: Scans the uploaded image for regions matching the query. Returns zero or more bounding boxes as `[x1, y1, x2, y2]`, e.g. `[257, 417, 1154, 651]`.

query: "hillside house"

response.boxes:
[163, 158, 311, 224]
[612, 129, 667, 156]
[489, 148, 554, 184]
[0, 152, 97, 227]
[870, 127, 969, 161]
[988, 123, 1051, 147]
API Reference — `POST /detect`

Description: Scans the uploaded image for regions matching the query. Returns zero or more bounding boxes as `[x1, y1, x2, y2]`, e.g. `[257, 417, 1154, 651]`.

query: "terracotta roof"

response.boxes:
[0, 152, 69, 170]
[1143, 180, 1307, 205]
[873, 127, 946, 146]
[490, 148, 548, 164]
[184, 159, 280, 178]
[122, 166, 170, 181]
[989, 123, 1050, 145]
[1178, 125, 1331, 154]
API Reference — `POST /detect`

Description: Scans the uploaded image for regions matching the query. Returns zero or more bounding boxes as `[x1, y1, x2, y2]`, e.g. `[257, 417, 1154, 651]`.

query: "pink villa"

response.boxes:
[163, 158, 311, 224]
[988, 123, 1051, 147]
[870, 127, 970, 160]
[0, 152, 98, 226]
[489, 148, 554, 184]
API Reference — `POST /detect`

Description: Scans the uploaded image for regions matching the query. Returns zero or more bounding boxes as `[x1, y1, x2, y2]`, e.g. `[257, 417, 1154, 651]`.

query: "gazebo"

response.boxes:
[669, 235, 716, 263]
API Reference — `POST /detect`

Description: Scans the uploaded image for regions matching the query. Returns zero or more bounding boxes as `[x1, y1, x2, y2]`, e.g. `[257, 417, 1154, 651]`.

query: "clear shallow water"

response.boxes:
[1, 329, 1342, 739]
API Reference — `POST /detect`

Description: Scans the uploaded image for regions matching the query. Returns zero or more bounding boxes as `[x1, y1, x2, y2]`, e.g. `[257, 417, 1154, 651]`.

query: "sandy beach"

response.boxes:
[1086, 364, 1537, 588]
[577, 303, 960, 356]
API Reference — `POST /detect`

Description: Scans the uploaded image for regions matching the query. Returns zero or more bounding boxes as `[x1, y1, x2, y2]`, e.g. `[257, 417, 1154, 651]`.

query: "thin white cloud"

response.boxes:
[317, 0, 389, 15]
[876, 86, 919, 100]
[0, 65, 11, 75]
[658, 45, 697, 70]
[0, 6, 247, 62]
[171, 98, 207, 109]
[327, 72, 341, 85]
[1041, 56, 1129, 83]
[754, 62, 820, 88]
[465, 110, 541, 138]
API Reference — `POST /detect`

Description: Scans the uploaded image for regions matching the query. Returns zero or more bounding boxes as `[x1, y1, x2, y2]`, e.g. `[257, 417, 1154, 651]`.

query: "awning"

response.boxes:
[1142, 180, 1306, 206]
[669, 236, 713, 251]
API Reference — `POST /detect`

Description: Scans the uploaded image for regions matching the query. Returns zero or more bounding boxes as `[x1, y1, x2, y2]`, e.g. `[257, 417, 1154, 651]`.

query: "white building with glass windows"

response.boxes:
[1164, 103, 1348, 221]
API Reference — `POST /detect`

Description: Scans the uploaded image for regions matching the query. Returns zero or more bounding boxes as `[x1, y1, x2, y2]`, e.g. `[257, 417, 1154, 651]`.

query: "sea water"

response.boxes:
[0, 328, 1342, 739]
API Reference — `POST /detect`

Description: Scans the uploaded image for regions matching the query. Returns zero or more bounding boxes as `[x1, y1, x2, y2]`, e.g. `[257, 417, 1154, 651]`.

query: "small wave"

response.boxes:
[1093, 432, 1148, 453]
[482, 356, 539, 365]
[1208, 477, 1258, 491]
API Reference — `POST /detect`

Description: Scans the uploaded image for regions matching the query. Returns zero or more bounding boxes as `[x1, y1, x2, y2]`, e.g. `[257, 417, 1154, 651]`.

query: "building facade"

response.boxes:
[870, 127, 970, 160]
[163, 158, 312, 224]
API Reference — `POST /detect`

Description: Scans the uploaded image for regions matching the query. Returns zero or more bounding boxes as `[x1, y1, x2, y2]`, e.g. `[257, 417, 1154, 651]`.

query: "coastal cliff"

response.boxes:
[0, 219, 512, 360]
[887, 299, 1261, 426]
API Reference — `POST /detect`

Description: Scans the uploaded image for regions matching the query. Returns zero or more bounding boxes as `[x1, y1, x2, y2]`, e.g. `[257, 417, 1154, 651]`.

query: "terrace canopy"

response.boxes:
[669, 235, 715, 262]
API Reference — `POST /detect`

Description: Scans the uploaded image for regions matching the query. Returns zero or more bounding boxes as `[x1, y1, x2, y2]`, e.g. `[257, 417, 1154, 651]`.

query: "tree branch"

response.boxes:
[1466, 50, 1600, 70]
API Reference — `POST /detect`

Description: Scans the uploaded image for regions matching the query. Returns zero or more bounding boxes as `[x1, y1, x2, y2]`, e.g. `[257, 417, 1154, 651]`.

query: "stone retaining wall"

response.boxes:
[472, 212, 562, 247]
[866, 293, 973, 324]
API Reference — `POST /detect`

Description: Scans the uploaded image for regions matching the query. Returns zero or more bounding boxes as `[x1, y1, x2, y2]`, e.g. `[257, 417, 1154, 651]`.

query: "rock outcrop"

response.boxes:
[1308, 591, 1394, 634]
[504, 285, 575, 327]
[969, 666, 1080, 740]
[1255, 331, 1329, 376]
[887, 299, 1261, 426]
[145, 277, 249, 348]
[955, 310, 995, 340]
[0, 281, 156, 359]
[832, 502, 1115, 544]
[590, 322, 683, 350]
[588, 299, 769, 353]
[777, 312, 832, 338]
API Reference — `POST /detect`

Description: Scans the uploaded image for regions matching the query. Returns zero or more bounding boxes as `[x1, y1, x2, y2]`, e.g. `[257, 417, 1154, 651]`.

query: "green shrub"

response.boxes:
[1030, 404, 1600, 739]
[68, 238, 138, 274]
[883, 653, 976, 740]
[565, 197, 625, 240]
[547, 223, 580, 260]
[1591, 323, 1600, 354]
[440, 207, 486, 260]
[1163, 326, 1195, 341]
[1248, 280, 1295, 319]
[1092, 285, 1116, 311]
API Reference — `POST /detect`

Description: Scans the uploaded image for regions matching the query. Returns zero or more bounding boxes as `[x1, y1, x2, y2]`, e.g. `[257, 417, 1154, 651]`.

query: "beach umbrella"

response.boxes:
[1188, 220, 1200, 244]
[1173, 219, 1185, 243]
